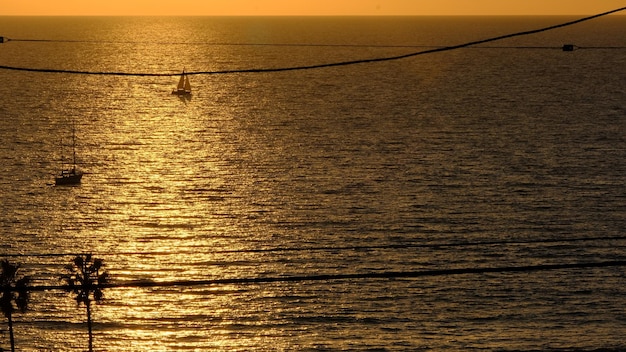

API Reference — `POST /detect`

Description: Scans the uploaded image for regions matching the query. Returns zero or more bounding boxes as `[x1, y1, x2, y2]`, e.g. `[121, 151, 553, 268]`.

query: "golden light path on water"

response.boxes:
[44, 89, 290, 350]
[28, 32, 279, 345]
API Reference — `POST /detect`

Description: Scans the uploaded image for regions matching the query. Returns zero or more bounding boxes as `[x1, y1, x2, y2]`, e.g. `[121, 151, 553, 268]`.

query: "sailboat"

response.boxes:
[55, 121, 83, 186]
[171, 70, 191, 95]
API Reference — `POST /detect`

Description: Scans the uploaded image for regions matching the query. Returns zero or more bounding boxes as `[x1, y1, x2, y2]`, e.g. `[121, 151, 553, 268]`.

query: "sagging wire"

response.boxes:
[0, 6, 624, 76]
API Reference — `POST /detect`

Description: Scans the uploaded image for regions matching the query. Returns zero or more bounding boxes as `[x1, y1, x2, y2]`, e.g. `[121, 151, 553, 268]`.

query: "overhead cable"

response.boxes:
[25, 260, 626, 292]
[0, 7, 624, 76]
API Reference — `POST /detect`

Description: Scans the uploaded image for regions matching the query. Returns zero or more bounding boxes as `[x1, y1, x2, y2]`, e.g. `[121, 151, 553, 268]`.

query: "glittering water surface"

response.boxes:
[0, 16, 625, 351]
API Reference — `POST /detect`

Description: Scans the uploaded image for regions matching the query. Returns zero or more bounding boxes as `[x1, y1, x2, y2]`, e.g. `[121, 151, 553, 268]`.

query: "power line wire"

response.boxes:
[0, 7, 624, 77]
[2, 235, 625, 258]
[25, 260, 626, 292]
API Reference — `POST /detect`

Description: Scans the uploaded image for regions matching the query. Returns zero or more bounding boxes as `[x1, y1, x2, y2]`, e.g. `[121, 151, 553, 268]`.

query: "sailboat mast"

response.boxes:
[72, 120, 77, 168]
[60, 135, 66, 169]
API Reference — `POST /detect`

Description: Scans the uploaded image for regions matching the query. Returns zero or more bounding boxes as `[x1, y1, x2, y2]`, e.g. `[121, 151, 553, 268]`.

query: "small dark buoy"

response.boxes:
[562, 44, 576, 51]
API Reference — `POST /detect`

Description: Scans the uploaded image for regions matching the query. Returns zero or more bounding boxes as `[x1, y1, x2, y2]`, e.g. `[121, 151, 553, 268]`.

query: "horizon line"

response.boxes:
[2, 13, 625, 17]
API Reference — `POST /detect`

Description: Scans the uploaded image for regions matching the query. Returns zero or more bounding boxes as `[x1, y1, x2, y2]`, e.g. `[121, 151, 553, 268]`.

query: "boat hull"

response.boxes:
[55, 170, 83, 186]
[171, 89, 191, 95]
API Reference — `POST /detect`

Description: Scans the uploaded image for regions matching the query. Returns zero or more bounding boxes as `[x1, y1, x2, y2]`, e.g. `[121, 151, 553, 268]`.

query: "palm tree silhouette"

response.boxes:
[0, 260, 29, 352]
[62, 254, 108, 352]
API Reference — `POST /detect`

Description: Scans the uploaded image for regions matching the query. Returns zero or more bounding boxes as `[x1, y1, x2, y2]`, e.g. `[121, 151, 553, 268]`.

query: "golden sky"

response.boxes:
[2, 0, 625, 16]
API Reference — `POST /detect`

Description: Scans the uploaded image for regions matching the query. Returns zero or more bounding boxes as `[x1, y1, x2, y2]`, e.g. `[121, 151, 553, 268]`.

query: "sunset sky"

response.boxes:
[3, 0, 625, 16]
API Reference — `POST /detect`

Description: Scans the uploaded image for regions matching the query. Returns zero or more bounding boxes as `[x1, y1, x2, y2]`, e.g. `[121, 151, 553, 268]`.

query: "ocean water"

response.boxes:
[0, 15, 625, 351]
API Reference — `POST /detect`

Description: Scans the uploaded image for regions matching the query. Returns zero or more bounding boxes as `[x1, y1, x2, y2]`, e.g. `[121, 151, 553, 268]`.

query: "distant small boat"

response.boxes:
[55, 167, 83, 186]
[171, 70, 191, 95]
[55, 121, 83, 186]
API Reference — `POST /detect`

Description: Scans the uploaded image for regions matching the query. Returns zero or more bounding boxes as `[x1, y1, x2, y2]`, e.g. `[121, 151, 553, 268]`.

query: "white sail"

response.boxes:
[177, 72, 186, 90]
[184, 74, 191, 92]
[172, 69, 191, 95]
